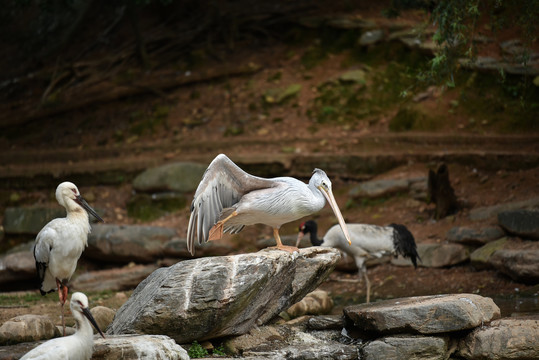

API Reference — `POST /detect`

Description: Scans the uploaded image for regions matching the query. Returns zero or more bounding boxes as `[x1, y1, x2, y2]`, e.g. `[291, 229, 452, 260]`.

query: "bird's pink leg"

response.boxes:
[56, 279, 67, 336]
[269, 228, 298, 252]
[208, 211, 238, 241]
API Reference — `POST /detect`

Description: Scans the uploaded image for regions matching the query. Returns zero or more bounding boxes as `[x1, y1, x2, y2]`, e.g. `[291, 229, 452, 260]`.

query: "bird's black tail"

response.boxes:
[389, 223, 420, 268]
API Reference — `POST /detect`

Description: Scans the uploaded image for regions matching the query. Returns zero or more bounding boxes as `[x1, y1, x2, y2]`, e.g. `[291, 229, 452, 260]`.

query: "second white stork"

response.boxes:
[187, 154, 351, 255]
[21, 292, 105, 360]
[33, 182, 104, 335]
[297, 220, 419, 303]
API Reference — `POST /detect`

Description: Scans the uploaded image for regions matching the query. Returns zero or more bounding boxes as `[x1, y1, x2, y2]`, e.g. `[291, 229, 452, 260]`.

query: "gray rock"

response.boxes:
[93, 334, 189, 360]
[498, 210, 539, 239]
[226, 322, 356, 359]
[488, 246, 539, 284]
[307, 315, 344, 331]
[86, 224, 177, 264]
[360, 335, 450, 360]
[458, 318, 539, 360]
[349, 178, 410, 199]
[0, 314, 60, 345]
[132, 162, 207, 193]
[90, 306, 116, 335]
[0, 244, 35, 286]
[446, 226, 505, 245]
[392, 243, 468, 268]
[72, 263, 158, 292]
[344, 294, 500, 335]
[470, 238, 508, 270]
[469, 196, 539, 221]
[2, 206, 65, 235]
[359, 29, 384, 46]
[109, 247, 340, 343]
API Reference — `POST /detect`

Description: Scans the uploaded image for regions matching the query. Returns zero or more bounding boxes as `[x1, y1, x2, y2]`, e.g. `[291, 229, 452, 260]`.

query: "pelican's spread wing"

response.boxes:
[187, 154, 275, 255]
[33, 227, 55, 293]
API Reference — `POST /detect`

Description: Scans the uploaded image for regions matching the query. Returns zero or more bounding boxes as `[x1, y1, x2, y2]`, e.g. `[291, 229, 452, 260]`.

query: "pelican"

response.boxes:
[187, 153, 351, 255]
[21, 292, 105, 360]
[33, 182, 104, 335]
[297, 220, 419, 303]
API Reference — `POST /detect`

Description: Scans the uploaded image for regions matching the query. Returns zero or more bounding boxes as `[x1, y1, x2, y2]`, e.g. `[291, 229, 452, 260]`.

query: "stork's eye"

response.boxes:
[71, 189, 77, 195]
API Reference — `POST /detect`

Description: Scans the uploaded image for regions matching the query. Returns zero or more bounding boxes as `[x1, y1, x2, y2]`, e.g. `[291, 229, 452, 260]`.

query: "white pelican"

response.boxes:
[297, 220, 419, 303]
[21, 292, 105, 360]
[187, 153, 351, 255]
[33, 182, 104, 335]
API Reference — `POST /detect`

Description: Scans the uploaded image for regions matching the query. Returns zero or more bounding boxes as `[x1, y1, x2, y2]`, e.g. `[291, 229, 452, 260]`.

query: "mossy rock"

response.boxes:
[127, 193, 187, 221]
[470, 237, 508, 270]
[263, 84, 302, 105]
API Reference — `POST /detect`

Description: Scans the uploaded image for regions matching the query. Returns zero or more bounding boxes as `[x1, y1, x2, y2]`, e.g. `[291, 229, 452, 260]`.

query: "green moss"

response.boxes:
[389, 106, 444, 132]
[127, 193, 186, 221]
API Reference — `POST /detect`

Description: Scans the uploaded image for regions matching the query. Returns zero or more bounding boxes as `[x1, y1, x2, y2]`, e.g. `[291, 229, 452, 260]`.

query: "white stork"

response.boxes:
[33, 182, 104, 335]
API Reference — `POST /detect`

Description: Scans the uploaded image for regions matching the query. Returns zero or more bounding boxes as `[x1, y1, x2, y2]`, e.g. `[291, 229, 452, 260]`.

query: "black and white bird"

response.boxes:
[297, 220, 420, 303]
[21, 292, 105, 360]
[187, 154, 351, 255]
[33, 182, 104, 335]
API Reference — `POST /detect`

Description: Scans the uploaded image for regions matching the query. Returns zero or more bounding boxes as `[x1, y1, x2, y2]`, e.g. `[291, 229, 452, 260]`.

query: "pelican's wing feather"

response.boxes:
[187, 154, 275, 255]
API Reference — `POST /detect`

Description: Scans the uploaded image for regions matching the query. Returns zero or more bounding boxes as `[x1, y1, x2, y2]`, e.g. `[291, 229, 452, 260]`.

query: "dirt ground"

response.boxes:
[1, 4, 539, 329]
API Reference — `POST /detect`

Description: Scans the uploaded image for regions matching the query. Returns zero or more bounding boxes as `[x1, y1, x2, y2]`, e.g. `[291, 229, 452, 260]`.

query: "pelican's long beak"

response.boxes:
[81, 306, 105, 338]
[76, 195, 105, 223]
[319, 186, 351, 245]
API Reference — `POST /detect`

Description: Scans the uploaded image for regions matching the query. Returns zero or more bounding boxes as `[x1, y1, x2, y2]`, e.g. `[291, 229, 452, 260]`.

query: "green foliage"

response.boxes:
[424, 0, 539, 87]
[213, 345, 227, 356]
[457, 72, 539, 131]
[188, 341, 209, 358]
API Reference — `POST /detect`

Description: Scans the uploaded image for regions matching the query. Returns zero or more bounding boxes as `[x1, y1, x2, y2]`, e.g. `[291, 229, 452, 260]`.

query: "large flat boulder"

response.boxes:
[344, 294, 500, 335]
[132, 162, 207, 193]
[392, 243, 469, 268]
[488, 246, 539, 284]
[72, 264, 158, 292]
[2, 206, 65, 235]
[86, 224, 177, 263]
[360, 335, 451, 360]
[0, 314, 60, 345]
[498, 210, 539, 240]
[457, 318, 539, 360]
[93, 335, 189, 360]
[109, 247, 341, 343]
[446, 226, 505, 245]
[0, 242, 35, 287]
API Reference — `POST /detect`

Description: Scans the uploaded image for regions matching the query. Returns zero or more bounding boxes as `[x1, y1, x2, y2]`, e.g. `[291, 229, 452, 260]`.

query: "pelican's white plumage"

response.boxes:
[21, 292, 105, 360]
[297, 220, 419, 302]
[187, 154, 350, 255]
[33, 182, 104, 334]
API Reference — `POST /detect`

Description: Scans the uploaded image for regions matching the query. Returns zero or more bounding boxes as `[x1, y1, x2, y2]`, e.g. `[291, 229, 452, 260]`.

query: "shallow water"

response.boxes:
[494, 295, 539, 317]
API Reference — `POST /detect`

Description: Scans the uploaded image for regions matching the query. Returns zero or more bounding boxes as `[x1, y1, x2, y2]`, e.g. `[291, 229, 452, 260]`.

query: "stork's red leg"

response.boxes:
[56, 279, 67, 336]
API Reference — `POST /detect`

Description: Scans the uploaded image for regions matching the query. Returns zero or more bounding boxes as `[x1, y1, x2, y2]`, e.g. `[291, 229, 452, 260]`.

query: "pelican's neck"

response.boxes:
[308, 182, 326, 213]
